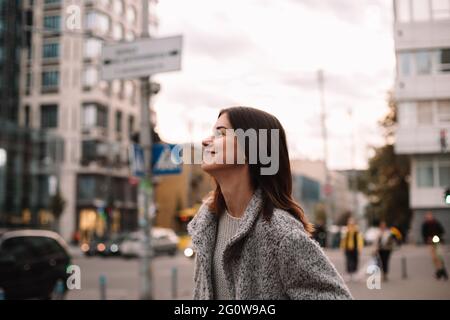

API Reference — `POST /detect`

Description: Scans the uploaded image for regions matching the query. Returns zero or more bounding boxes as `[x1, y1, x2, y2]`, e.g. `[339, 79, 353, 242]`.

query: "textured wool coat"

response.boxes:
[187, 188, 353, 300]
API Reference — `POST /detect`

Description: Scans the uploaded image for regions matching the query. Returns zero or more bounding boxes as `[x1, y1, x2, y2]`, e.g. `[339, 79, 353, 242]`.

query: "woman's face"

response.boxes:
[201, 113, 244, 174]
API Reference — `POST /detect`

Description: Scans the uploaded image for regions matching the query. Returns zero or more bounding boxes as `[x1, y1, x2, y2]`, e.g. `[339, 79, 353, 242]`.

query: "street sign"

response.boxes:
[101, 35, 183, 81]
[152, 143, 182, 175]
[129, 144, 145, 178]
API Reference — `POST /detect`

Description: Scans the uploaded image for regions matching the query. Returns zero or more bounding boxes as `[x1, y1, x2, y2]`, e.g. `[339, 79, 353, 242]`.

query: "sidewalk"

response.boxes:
[325, 244, 450, 299]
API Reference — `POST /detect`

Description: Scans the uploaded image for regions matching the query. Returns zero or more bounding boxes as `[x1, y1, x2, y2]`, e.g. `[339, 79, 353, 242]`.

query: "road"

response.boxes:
[66, 245, 450, 300]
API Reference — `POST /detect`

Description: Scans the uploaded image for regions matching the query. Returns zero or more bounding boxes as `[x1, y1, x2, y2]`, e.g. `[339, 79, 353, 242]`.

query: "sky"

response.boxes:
[152, 0, 396, 170]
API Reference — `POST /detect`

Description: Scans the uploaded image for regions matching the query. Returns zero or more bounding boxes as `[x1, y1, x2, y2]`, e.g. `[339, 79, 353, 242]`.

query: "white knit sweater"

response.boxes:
[212, 211, 241, 299]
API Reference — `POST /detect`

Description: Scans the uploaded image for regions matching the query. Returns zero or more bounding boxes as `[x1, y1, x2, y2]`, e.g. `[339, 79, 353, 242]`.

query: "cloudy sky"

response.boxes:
[152, 0, 396, 170]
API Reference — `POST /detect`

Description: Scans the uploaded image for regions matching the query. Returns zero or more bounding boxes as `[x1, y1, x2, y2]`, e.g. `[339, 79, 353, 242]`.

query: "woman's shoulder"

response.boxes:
[255, 208, 310, 242]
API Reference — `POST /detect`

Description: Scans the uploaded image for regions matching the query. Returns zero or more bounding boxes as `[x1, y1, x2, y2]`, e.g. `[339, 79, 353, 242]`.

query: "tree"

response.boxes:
[49, 188, 66, 233]
[360, 91, 412, 237]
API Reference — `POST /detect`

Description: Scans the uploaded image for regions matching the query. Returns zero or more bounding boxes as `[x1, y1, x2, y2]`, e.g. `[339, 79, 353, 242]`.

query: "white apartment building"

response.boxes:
[393, 0, 450, 242]
[18, 0, 159, 242]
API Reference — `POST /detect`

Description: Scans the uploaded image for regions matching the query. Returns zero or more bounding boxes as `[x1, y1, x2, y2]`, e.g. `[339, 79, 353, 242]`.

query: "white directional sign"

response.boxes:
[101, 35, 183, 80]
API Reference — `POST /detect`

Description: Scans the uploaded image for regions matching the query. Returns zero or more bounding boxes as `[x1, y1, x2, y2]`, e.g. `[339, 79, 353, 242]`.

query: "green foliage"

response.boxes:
[361, 91, 412, 235]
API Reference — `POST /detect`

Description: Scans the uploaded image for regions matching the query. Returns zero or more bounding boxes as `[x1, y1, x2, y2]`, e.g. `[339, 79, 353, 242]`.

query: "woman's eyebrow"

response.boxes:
[215, 126, 231, 130]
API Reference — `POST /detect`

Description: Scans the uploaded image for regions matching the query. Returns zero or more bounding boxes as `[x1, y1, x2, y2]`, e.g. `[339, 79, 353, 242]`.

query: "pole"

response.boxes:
[348, 108, 358, 217]
[139, 0, 154, 300]
[317, 70, 333, 229]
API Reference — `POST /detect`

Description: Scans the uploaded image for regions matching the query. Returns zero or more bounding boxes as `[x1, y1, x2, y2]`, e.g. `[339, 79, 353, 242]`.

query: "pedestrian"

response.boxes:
[421, 211, 448, 280]
[340, 217, 364, 282]
[375, 221, 397, 282]
[188, 106, 352, 300]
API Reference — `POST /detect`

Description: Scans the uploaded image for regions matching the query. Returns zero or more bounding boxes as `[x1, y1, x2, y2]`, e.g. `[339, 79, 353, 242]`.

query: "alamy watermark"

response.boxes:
[170, 128, 280, 175]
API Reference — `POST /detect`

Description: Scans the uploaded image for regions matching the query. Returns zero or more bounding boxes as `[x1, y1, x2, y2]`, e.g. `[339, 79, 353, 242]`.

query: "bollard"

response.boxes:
[171, 267, 178, 299]
[401, 256, 408, 279]
[53, 279, 65, 300]
[99, 275, 107, 300]
[0, 287, 5, 300]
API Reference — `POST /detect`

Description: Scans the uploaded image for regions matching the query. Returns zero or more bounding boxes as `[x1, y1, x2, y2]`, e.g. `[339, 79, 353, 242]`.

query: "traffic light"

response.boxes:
[445, 188, 450, 204]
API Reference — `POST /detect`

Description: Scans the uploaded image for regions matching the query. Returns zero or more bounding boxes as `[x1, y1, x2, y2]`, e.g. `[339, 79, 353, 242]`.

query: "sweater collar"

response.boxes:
[188, 187, 264, 253]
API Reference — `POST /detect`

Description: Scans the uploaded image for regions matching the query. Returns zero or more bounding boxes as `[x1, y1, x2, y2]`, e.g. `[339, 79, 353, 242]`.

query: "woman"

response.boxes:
[375, 221, 395, 282]
[340, 217, 364, 282]
[187, 106, 352, 300]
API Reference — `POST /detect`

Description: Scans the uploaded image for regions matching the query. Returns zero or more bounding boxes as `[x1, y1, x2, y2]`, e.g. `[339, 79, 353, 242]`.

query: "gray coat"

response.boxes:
[187, 188, 353, 300]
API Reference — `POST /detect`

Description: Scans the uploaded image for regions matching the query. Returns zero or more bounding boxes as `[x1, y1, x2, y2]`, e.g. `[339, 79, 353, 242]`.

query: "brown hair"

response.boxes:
[207, 106, 314, 235]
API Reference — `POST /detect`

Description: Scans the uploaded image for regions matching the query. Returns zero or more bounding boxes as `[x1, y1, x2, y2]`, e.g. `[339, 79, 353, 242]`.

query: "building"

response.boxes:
[0, 0, 59, 230]
[291, 159, 355, 226]
[393, 0, 450, 243]
[15, 0, 159, 242]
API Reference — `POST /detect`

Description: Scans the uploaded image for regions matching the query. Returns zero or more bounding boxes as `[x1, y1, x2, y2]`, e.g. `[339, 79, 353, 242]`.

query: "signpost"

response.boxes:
[101, 36, 183, 81]
[101, 0, 182, 300]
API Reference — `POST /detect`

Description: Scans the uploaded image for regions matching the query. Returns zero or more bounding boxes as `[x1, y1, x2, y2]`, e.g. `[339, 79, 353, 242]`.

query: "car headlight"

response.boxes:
[184, 248, 194, 258]
[110, 244, 119, 252]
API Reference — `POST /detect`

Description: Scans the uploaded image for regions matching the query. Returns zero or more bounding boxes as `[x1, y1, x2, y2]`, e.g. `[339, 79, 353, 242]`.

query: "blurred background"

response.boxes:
[0, 0, 449, 300]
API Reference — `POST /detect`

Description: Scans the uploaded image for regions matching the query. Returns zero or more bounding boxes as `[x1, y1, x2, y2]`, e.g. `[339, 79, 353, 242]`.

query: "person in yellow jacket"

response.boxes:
[340, 217, 364, 282]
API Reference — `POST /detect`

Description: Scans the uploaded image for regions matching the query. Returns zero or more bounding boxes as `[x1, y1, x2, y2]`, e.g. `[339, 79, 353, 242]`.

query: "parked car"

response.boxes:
[80, 236, 109, 257]
[102, 233, 129, 257]
[0, 229, 72, 300]
[120, 228, 179, 258]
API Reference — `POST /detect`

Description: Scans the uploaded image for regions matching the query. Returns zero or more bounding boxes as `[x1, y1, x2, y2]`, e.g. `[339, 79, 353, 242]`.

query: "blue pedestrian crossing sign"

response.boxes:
[129, 144, 145, 178]
[152, 143, 182, 175]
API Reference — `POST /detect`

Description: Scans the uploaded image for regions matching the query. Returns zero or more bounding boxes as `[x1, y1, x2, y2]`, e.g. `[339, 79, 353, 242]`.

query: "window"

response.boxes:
[124, 81, 134, 99]
[77, 175, 98, 199]
[128, 115, 134, 137]
[127, 5, 137, 24]
[416, 160, 435, 187]
[26, 72, 32, 94]
[40, 104, 58, 129]
[438, 161, 450, 187]
[415, 51, 432, 75]
[438, 49, 450, 72]
[125, 31, 135, 42]
[83, 38, 102, 59]
[24, 105, 31, 127]
[85, 11, 110, 36]
[115, 111, 122, 133]
[112, 80, 122, 96]
[43, 15, 61, 31]
[396, 0, 411, 22]
[437, 100, 450, 123]
[412, 0, 431, 21]
[41, 70, 59, 90]
[82, 103, 108, 129]
[44, 0, 61, 4]
[398, 102, 416, 126]
[398, 52, 412, 76]
[113, 0, 124, 14]
[82, 66, 99, 87]
[42, 42, 59, 59]
[113, 23, 124, 41]
[432, 0, 450, 20]
[417, 101, 433, 125]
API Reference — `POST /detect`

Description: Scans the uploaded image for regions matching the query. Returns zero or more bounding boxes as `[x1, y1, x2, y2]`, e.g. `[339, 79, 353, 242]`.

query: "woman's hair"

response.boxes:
[207, 106, 314, 235]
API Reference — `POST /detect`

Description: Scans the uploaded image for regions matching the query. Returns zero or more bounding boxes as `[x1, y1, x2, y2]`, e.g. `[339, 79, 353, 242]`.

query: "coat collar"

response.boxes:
[188, 187, 264, 256]
[187, 187, 264, 299]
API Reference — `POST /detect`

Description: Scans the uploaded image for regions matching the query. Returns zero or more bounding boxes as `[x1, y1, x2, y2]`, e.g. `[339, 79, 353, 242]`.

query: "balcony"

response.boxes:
[395, 125, 450, 154]
[395, 73, 450, 101]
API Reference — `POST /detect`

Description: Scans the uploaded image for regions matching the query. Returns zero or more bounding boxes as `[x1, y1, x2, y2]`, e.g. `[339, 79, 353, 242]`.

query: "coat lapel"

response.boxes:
[222, 188, 264, 298]
[187, 187, 264, 299]
[188, 201, 217, 299]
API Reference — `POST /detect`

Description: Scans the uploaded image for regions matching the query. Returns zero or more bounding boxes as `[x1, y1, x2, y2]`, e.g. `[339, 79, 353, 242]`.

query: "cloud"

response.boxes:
[154, 0, 395, 169]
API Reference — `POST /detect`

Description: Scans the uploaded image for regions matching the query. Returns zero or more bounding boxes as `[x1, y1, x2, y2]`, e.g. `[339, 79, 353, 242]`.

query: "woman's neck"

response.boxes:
[215, 167, 254, 218]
